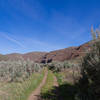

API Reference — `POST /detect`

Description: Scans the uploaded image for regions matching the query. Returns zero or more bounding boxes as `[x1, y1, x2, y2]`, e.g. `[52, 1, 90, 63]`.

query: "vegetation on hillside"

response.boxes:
[48, 61, 78, 72]
[0, 69, 45, 100]
[0, 59, 43, 82]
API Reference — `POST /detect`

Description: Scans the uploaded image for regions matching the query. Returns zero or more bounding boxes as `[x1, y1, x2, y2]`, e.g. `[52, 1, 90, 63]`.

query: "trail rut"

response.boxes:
[53, 76, 59, 87]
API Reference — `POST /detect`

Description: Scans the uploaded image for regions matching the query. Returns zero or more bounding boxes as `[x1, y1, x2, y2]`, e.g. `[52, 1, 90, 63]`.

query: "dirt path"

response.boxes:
[53, 76, 59, 87]
[28, 70, 48, 100]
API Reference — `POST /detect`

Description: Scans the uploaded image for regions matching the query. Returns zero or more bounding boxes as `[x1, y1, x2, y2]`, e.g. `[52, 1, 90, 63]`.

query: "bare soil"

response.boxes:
[53, 76, 59, 87]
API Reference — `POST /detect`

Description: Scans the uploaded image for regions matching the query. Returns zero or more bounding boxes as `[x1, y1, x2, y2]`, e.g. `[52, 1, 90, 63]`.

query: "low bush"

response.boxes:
[0, 69, 45, 100]
[48, 61, 77, 72]
[0, 59, 42, 82]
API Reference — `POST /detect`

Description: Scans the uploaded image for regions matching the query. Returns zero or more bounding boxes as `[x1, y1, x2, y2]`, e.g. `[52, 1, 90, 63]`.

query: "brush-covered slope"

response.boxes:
[0, 54, 8, 61]
[40, 47, 77, 63]
[40, 41, 91, 63]
[2, 41, 92, 63]
[22, 52, 47, 62]
[6, 52, 47, 62]
[6, 53, 23, 60]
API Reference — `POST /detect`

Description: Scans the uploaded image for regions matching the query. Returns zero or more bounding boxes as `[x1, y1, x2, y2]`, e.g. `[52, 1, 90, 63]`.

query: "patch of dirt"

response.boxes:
[53, 76, 59, 87]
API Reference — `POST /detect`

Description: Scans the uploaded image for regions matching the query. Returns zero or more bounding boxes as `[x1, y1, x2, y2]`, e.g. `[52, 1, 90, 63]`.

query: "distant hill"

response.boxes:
[6, 53, 23, 61]
[1, 41, 92, 63]
[5, 52, 47, 62]
[0, 54, 8, 61]
[22, 52, 47, 62]
[40, 41, 91, 63]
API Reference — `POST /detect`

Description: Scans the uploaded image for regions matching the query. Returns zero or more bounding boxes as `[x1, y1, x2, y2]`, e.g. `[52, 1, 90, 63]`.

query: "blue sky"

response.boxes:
[0, 0, 100, 54]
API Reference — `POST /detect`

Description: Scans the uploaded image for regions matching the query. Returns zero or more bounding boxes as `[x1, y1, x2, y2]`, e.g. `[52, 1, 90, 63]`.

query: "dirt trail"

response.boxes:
[28, 69, 48, 100]
[53, 76, 59, 87]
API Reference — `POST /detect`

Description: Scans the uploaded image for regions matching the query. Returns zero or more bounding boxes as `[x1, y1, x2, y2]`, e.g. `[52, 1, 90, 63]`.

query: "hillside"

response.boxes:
[6, 52, 47, 62]
[0, 41, 91, 63]
[6, 53, 23, 61]
[22, 52, 47, 62]
[40, 41, 91, 63]
[0, 54, 8, 61]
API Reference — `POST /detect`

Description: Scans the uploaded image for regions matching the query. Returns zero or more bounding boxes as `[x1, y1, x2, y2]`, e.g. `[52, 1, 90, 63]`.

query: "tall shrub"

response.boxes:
[78, 26, 100, 100]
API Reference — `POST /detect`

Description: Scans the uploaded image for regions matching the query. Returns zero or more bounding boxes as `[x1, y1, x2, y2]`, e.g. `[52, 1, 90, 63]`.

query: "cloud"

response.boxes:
[0, 31, 62, 53]
[0, 32, 25, 48]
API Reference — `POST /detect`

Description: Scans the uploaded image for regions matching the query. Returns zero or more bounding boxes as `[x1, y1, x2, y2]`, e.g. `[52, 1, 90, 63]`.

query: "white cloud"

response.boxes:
[0, 32, 25, 48]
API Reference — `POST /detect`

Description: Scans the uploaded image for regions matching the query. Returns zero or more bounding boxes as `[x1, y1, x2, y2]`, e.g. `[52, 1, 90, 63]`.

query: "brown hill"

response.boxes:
[6, 52, 47, 62]
[40, 41, 91, 63]
[22, 52, 47, 62]
[40, 47, 77, 63]
[6, 53, 23, 61]
[0, 54, 8, 61]
[2, 41, 91, 63]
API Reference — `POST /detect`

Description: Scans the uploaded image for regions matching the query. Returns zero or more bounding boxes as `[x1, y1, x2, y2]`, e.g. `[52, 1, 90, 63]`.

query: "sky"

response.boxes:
[0, 0, 100, 54]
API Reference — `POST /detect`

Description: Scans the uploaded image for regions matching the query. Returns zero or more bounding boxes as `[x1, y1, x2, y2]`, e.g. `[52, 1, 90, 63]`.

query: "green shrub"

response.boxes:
[0, 59, 42, 82]
[78, 26, 100, 100]
[0, 69, 45, 100]
[48, 61, 77, 72]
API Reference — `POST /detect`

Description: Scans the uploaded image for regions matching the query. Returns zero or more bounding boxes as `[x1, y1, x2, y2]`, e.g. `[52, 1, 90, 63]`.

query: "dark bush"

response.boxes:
[78, 26, 100, 100]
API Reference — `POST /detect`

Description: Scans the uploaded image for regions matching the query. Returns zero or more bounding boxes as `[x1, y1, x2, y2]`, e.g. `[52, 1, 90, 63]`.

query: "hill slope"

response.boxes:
[1, 41, 91, 63]
[40, 41, 91, 63]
